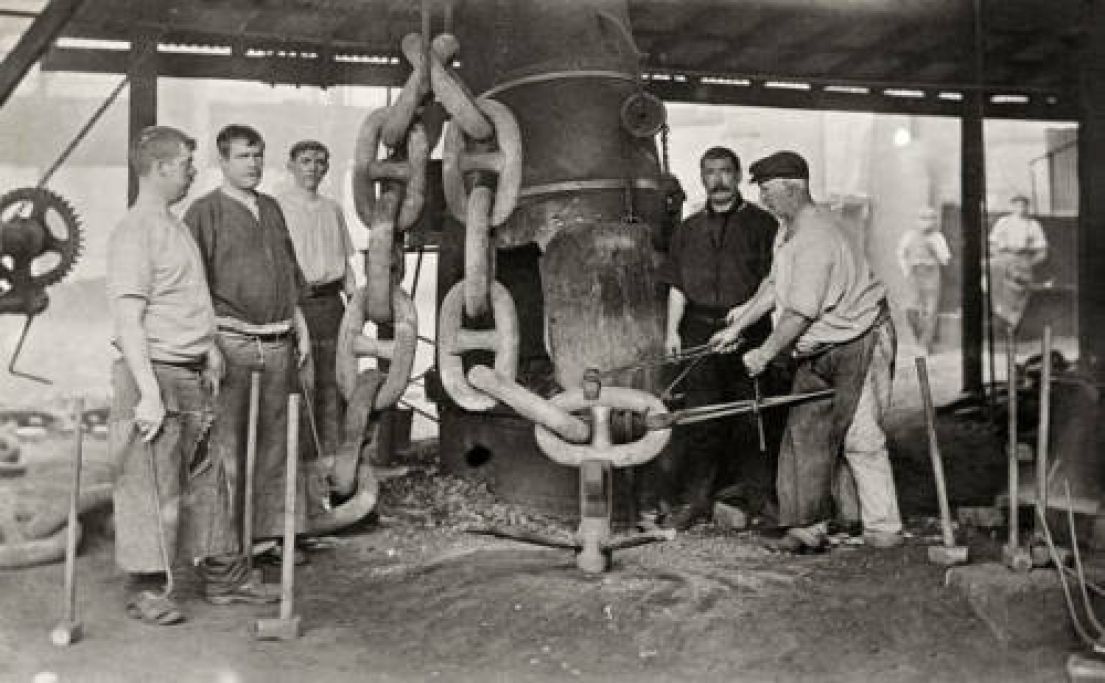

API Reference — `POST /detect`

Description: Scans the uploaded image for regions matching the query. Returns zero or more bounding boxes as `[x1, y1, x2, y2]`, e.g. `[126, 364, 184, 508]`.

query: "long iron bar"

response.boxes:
[646, 389, 835, 430]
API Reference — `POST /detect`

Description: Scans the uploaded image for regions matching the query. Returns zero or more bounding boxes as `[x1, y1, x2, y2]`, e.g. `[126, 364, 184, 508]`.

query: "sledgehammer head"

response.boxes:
[1002, 544, 1034, 573]
[927, 544, 968, 566]
[49, 620, 82, 647]
[251, 615, 301, 641]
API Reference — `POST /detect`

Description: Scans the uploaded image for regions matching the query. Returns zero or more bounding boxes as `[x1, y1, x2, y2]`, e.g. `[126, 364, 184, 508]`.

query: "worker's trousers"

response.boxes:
[110, 360, 235, 572]
[907, 264, 942, 352]
[209, 332, 296, 541]
[299, 286, 345, 458]
[777, 315, 902, 534]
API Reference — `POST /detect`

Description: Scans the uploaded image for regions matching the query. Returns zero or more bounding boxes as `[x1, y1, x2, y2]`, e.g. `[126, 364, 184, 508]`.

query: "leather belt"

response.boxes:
[305, 279, 343, 298]
[151, 358, 206, 373]
[216, 316, 293, 341]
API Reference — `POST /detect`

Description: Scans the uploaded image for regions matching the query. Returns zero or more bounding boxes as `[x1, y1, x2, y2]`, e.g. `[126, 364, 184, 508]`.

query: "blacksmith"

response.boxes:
[184, 124, 312, 574]
[108, 126, 274, 624]
[711, 151, 903, 552]
[275, 140, 356, 465]
[657, 146, 779, 530]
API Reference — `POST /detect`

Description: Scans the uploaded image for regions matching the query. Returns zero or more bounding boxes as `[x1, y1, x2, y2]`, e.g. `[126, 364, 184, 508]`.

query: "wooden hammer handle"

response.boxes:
[915, 358, 955, 548]
[244, 370, 261, 571]
[280, 394, 300, 620]
[62, 396, 84, 622]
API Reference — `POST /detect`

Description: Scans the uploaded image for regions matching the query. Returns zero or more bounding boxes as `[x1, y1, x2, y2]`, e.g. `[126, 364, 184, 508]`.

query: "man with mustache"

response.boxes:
[184, 124, 313, 591]
[655, 146, 779, 531]
[275, 140, 357, 512]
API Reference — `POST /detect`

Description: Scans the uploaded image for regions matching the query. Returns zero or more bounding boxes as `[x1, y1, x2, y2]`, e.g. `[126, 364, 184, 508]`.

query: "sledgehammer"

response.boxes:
[915, 358, 968, 566]
[251, 394, 302, 641]
[50, 397, 84, 647]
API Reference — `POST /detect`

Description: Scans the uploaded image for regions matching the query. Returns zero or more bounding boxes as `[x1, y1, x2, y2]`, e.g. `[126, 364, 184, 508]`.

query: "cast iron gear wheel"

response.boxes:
[0, 186, 83, 290]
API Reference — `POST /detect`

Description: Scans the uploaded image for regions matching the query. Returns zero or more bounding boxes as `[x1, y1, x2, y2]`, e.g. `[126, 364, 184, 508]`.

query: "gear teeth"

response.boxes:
[0, 186, 83, 290]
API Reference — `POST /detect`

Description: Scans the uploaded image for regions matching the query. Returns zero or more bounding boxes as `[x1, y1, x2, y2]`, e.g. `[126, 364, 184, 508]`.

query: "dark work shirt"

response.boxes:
[657, 194, 778, 308]
[184, 189, 305, 326]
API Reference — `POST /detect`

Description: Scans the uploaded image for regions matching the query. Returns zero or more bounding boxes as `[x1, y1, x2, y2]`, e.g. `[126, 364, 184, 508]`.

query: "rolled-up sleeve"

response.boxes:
[106, 222, 151, 302]
[782, 235, 833, 319]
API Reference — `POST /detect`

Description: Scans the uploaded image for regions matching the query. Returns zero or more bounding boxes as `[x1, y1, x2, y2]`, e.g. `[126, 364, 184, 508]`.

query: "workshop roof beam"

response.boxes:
[0, 0, 88, 108]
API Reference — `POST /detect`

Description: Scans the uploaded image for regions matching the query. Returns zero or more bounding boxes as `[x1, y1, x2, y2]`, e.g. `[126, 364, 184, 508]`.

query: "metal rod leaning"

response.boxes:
[752, 377, 766, 452]
[1066, 481, 1105, 637]
[1008, 324, 1018, 549]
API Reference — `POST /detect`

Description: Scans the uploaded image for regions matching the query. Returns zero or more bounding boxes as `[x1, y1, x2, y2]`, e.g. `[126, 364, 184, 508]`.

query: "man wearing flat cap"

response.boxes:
[710, 151, 903, 552]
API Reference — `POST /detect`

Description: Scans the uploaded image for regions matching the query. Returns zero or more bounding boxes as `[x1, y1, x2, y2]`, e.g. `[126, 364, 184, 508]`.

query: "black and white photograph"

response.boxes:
[0, 0, 1099, 680]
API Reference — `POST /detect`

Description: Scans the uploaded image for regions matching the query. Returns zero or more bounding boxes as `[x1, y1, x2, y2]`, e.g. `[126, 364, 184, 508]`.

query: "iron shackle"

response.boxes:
[534, 386, 671, 469]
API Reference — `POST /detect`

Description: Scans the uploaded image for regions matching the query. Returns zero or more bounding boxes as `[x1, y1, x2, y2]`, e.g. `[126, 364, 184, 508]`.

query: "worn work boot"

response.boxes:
[712, 501, 750, 531]
[636, 509, 662, 533]
[863, 530, 904, 549]
[662, 503, 711, 532]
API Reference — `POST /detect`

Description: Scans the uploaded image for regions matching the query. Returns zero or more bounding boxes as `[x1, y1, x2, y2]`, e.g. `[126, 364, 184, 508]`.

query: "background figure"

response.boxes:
[896, 207, 951, 353]
[275, 140, 357, 513]
[656, 146, 779, 530]
[989, 194, 1048, 328]
[184, 124, 312, 574]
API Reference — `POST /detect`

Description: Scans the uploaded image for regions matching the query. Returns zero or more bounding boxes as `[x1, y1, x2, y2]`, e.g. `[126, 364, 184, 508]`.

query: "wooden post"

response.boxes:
[0, 0, 87, 108]
[960, 93, 986, 398]
[1079, 2, 1105, 386]
[127, 32, 158, 206]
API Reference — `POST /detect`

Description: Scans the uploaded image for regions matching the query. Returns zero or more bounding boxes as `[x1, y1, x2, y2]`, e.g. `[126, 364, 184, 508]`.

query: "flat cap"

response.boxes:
[748, 151, 809, 184]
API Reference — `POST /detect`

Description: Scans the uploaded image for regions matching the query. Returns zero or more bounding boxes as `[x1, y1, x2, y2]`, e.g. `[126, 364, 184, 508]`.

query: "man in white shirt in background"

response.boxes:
[988, 194, 1048, 327]
[896, 207, 951, 354]
[275, 140, 357, 478]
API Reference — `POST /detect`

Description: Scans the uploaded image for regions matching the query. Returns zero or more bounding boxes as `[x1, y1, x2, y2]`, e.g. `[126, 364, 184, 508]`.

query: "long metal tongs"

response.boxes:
[643, 388, 835, 430]
[599, 341, 738, 379]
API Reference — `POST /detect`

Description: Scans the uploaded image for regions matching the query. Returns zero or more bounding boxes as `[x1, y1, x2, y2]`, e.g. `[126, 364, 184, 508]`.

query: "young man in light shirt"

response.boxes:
[275, 140, 357, 467]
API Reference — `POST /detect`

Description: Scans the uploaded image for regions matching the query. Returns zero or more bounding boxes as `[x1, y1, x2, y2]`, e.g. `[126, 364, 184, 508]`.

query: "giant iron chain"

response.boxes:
[340, 31, 671, 469]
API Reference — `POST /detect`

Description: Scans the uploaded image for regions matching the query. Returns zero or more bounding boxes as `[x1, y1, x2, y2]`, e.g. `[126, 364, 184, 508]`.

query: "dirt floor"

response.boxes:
[0, 345, 1090, 682]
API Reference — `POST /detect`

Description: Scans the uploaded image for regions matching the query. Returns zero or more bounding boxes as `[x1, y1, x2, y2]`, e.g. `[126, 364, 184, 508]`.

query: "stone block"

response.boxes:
[946, 562, 1075, 648]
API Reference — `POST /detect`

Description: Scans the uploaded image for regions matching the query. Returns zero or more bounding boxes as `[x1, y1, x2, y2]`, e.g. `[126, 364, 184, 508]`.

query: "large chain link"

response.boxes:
[353, 110, 429, 322]
[336, 287, 418, 411]
[343, 28, 673, 470]
[442, 96, 523, 318]
[437, 281, 520, 412]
